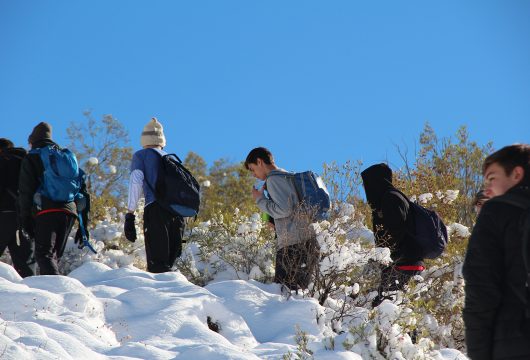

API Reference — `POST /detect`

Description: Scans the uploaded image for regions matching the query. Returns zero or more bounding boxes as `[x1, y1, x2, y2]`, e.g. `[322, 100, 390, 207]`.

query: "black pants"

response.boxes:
[0, 211, 35, 277]
[372, 265, 421, 307]
[379, 265, 420, 293]
[275, 238, 319, 291]
[143, 202, 185, 273]
[35, 211, 76, 275]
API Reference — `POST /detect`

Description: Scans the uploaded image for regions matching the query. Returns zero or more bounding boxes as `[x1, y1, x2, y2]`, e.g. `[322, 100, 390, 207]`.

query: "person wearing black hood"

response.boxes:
[0, 138, 35, 277]
[361, 163, 424, 307]
[17, 122, 87, 275]
[463, 144, 530, 360]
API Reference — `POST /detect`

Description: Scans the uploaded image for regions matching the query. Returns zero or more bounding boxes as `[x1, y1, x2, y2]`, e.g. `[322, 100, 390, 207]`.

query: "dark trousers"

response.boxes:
[143, 202, 185, 273]
[372, 265, 421, 307]
[0, 211, 35, 277]
[35, 212, 76, 275]
[379, 265, 421, 293]
[275, 238, 319, 291]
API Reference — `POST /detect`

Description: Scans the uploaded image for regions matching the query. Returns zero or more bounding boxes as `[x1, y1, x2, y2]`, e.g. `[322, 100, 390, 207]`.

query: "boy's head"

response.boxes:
[244, 147, 275, 180]
[483, 144, 530, 197]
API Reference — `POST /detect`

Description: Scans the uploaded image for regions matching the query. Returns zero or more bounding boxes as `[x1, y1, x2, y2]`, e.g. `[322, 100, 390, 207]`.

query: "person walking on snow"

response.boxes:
[245, 147, 319, 291]
[0, 138, 35, 277]
[17, 122, 88, 275]
[124, 117, 185, 273]
[361, 163, 425, 307]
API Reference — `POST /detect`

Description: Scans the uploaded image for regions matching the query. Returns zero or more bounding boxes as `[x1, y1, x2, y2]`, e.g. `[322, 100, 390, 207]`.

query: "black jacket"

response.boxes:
[17, 139, 77, 220]
[463, 185, 530, 360]
[361, 163, 423, 265]
[0, 147, 27, 211]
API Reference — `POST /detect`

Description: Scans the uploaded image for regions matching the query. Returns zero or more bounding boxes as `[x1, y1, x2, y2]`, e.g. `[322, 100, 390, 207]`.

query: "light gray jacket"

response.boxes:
[256, 169, 314, 249]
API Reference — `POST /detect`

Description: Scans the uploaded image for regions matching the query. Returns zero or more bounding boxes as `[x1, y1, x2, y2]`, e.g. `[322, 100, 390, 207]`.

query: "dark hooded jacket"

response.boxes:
[463, 184, 530, 360]
[361, 163, 423, 265]
[0, 147, 27, 211]
[17, 139, 77, 221]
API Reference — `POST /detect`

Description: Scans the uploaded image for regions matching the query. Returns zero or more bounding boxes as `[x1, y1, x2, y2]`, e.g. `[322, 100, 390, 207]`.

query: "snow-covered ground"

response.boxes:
[0, 260, 466, 359]
[0, 194, 470, 359]
[0, 261, 352, 359]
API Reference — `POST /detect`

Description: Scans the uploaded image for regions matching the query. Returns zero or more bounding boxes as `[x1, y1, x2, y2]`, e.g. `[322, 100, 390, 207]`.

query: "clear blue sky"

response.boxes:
[1, 1, 529, 173]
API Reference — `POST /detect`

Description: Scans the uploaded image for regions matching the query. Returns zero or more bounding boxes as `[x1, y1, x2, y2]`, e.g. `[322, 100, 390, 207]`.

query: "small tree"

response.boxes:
[193, 158, 257, 222]
[393, 123, 493, 226]
[67, 111, 133, 221]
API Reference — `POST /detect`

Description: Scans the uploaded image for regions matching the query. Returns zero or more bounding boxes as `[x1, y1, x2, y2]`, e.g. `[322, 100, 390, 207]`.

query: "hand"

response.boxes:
[75, 228, 89, 248]
[124, 213, 137, 242]
[20, 217, 35, 239]
[252, 186, 264, 201]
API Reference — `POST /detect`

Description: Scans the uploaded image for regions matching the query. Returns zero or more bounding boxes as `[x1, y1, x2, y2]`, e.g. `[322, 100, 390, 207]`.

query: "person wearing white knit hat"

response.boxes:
[125, 117, 185, 273]
[140, 117, 166, 148]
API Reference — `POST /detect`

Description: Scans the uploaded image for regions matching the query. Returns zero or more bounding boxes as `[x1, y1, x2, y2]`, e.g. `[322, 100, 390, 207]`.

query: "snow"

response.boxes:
[0, 200, 470, 359]
[87, 157, 99, 166]
[0, 262, 357, 359]
[0, 259, 468, 359]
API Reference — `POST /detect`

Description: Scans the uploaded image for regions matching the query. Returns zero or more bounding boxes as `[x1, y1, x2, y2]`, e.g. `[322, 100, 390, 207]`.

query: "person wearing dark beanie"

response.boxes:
[17, 122, 87, 275]
[28, 122, 52, 145]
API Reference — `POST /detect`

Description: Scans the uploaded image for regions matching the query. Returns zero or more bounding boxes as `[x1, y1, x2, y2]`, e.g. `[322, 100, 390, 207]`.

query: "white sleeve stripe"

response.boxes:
[127, 170, 144, 212]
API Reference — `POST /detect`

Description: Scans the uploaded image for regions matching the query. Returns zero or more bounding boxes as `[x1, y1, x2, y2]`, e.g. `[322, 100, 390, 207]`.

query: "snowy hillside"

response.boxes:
[0, 194, 472, 359]
[0, 260, 466, 359]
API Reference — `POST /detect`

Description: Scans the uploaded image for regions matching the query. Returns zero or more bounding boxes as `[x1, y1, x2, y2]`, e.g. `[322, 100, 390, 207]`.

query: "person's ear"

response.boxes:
[512, 166, 524, 182]
[510, 166, 524, 182]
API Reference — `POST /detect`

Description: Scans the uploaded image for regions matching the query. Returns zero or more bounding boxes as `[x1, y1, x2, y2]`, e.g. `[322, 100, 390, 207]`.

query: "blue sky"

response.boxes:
[1, 1, 529, 173]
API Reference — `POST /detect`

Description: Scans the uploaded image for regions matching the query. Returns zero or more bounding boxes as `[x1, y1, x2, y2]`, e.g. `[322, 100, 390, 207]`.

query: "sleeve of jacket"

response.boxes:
[462, 204, 503, 360]
[17, 155, 40, 219]
[256, 175, 296, 219]
[381, 192, 409, 248]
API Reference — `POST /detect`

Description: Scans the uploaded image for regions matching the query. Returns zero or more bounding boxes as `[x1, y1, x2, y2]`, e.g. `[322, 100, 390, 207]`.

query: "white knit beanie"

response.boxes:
[141, 117, 166, 148]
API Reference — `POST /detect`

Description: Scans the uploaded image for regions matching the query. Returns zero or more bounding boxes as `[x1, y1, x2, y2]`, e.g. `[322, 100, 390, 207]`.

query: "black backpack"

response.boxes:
[396, 190, 448, 259]
[148, 150, 200, 217]
[489, 192, 530, 317]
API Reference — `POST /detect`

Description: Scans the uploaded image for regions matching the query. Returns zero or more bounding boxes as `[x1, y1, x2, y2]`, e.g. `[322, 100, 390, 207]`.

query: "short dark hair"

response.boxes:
[0, 138, 14, 150]
[244, 147, 274, 170]
[483, 144, 530, 185]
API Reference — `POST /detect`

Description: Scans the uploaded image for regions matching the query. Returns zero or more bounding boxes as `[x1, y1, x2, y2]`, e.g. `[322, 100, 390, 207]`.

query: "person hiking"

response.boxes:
[361, 163, 424, 307]
[17, 122, 89, 275]
[124, 117, 185, 273]
[0, 138, 35, 277]
[463, 144, 530, 360]
[245, 147, 319, 291]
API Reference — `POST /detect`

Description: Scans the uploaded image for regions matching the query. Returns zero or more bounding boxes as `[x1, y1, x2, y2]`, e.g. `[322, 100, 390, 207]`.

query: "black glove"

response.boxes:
[124, 213, 137, 242]
[20, 217, 35, 239]
[75, 228, 89, 248]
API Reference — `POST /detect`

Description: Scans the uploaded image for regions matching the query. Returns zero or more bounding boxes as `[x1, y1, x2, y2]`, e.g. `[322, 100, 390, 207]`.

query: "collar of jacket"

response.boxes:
[31, 139, 58, 150]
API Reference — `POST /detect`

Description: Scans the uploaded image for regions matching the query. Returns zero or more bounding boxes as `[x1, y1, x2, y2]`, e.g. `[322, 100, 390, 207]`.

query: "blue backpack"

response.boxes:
[31, 145, 82, 203]
[276, 171, 331, 221]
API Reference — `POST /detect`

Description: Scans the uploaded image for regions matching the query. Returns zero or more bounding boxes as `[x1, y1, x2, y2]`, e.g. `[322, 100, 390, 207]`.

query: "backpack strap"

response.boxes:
[143, 149, 183, 192]
[77, 211, 97, 254]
